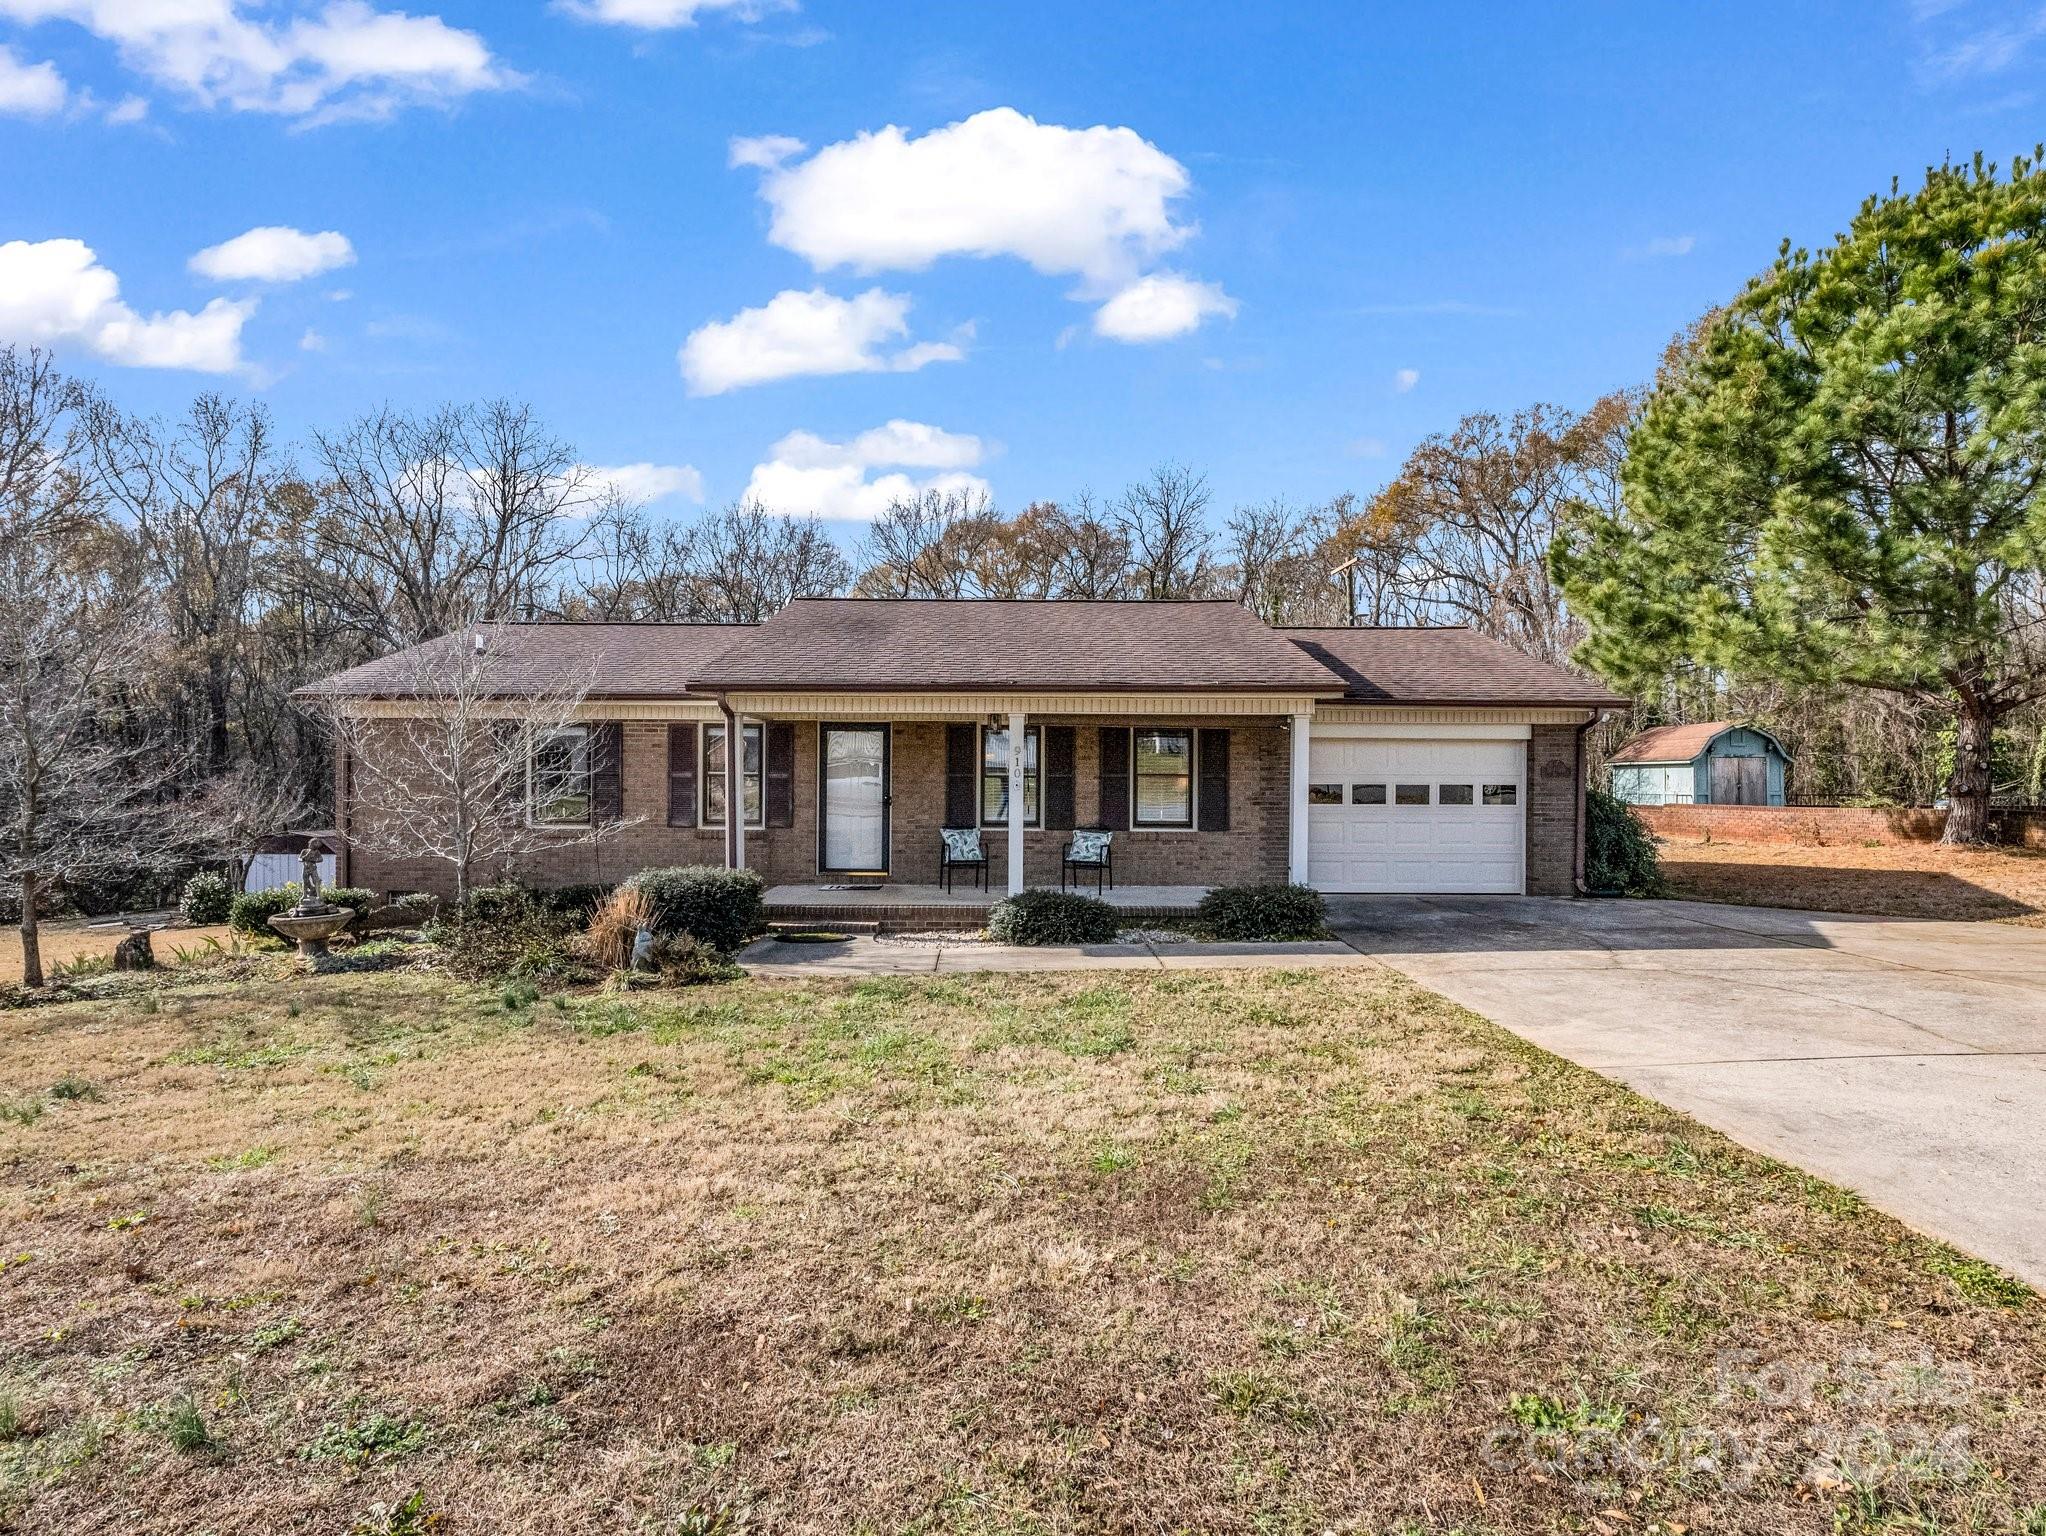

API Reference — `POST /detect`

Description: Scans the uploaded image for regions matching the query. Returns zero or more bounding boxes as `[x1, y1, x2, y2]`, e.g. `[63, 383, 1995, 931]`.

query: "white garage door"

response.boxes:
[1305, 737, 1525, 894]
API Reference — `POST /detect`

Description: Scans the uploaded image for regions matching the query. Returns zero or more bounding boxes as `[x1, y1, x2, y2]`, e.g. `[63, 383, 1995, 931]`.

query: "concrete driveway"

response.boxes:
[1329, 896, 2046, 1288]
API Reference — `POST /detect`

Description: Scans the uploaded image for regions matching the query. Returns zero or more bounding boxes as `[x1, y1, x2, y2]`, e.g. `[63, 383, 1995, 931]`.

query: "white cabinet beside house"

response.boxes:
[1304, 736, 1526, 894]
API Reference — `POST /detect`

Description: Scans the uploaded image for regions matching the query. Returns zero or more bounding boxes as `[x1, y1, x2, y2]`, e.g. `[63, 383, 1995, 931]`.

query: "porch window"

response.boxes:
[1133, 728, 1194, 827]
[980, 724, 1040, 826]
[704, 722, 764, 828]
[529, 725, 593, 827]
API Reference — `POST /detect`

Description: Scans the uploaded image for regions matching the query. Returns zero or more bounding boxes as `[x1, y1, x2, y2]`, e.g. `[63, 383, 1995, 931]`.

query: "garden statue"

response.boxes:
[271, 836, 352, 960]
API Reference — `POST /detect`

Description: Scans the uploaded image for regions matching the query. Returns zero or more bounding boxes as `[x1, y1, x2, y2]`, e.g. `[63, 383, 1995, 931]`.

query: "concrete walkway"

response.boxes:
[1328, 895, 2046, 1289]
[739, 934, 1367, 977]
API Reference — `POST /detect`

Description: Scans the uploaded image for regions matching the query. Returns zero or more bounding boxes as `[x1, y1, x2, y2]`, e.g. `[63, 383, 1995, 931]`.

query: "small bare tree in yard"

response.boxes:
[0, 352, 178, 987]
[317, 623, 638, 908]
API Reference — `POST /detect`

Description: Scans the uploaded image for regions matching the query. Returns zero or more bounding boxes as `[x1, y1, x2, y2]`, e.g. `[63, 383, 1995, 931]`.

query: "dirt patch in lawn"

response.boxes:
[2, 964, 2042, 1534]
[1658, 836, 2046, 924]
[0, 921, 237, 986]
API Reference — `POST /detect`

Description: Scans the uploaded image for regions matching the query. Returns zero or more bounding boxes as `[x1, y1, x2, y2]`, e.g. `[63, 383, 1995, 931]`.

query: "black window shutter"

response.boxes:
[592, 722, 625, 823]
[944, 723, 978, 827]
[1196, 728, 1230, 832]
[1096, 727, 1129, 830]
[765, 722, 795, 828]
[667, 723, 697, 827]
[1043, 726, 1076, 831]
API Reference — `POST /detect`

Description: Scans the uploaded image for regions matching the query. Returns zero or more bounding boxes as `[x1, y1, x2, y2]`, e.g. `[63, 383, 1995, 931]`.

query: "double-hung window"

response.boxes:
[529, 725, 593, 827]
[704, 721, 764, 828]
[980, 725, 1040, 826]
[1132, 728, 1194, 827]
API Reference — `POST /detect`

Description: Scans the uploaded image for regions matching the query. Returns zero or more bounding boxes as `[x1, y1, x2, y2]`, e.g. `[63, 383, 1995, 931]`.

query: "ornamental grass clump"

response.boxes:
[585, 885, 656, 971]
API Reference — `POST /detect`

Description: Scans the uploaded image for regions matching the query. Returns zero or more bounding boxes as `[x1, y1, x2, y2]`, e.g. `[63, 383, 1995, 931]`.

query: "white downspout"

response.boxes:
[1007, 710, 1026, 895]
[1288, 711, 1312, 886]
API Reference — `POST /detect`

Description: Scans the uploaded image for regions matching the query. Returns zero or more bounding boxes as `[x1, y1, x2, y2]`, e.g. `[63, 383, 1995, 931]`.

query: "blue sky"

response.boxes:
[3, 0, 2041, 524]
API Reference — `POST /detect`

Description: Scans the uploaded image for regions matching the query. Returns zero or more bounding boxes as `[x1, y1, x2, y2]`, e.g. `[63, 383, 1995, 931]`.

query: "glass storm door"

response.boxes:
[821, 726, 889, 872]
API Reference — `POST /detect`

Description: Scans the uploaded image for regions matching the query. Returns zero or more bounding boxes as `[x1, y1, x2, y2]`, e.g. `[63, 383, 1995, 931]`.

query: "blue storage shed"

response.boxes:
[1607, 721, 1792, 806]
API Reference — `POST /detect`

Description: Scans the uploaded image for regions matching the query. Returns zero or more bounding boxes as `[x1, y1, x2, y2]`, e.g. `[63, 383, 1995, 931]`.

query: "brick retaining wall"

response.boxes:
[1634, 803, 2046, 849]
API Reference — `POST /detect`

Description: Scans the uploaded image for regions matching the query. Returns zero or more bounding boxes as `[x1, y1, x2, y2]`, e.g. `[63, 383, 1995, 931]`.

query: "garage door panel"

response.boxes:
[1305, 736, 1525, 894]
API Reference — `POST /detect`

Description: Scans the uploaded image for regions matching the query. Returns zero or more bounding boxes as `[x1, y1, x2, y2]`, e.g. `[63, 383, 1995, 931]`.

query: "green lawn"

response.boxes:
[2, 958, 2043, 1534]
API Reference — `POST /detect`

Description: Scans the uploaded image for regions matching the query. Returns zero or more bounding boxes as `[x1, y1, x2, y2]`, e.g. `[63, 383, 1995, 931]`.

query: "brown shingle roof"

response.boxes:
[297, 606, 1634, 708]
[1608, 721, 1789, 765]
[295, 622, 753, 700]
[691, 599, 1343, 693]
[1279, 626, 1630, 708]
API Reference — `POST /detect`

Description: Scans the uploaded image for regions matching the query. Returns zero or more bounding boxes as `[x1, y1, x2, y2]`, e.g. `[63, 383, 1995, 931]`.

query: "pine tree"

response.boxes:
[1556, 152, 2046, 842]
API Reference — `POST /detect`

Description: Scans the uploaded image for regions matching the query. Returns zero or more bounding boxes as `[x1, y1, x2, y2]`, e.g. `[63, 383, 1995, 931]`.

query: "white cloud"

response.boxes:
[679, 287, 964, 395]
[0, 44, 66, 115]
[744, 106, 1196, 288]
[299, 326, 326, 351]
[0, 237, 252, 373]
[586, 461, 706, 506]
[727, 132, 805, 169]
[106, 93, 149, 123]
[1393, 367, 1420, 393]
[560, 0, 792, 30]
[742, 420, 989, 521]
[0, 0, 516, 121]
[190, 225, 356, 283]
[1092, 271, 1237, 342]
[1346, 435, 1388, 459]
[1630, 234, 1697, 259]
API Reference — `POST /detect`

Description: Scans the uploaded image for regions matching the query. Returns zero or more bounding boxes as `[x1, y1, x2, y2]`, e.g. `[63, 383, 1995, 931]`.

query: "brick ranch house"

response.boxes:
[302, 599, 1626, 911]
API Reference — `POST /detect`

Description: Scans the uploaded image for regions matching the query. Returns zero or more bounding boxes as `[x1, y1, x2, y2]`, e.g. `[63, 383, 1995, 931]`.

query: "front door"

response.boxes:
[820, 725, 889, 873]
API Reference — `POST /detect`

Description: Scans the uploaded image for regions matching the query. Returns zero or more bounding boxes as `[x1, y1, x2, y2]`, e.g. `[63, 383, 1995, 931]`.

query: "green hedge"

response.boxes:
[986, 889, 1121, 946]
[1193, 882, 1327, 941]
[1585, 789, 1665, 896]
[179, 872, 235, 926]
[228, 884, 374, 937]
[621, 866, 765, 953]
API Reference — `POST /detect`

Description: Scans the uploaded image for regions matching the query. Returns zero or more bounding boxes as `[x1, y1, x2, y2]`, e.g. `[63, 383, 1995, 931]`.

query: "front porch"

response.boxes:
[763, 881, 1210, 930]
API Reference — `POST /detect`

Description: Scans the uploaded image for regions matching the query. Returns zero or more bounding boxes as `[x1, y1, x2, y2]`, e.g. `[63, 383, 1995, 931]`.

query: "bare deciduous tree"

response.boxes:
[89, 393, 276, 775]
[306, 401, 593, 647]
[854, 486, 997, 598]
[316, 622, 639, 907]
[0, 367, 177, 984]
[1115, 463, 1215, 599]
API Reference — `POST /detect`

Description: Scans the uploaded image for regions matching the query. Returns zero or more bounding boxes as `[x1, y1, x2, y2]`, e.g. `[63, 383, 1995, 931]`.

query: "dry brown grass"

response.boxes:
[1658, 836, 2046, 925]
[0, 922, 237, 986]
[2, 960, 2043, 1534]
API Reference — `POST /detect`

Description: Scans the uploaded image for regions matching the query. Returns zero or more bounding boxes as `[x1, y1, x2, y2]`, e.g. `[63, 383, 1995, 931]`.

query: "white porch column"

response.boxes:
[1288, 711, 1311, 885]
[722, 704, 745, 871]
[728, 715, 744, 871]
[1007, 710, 1026, 895]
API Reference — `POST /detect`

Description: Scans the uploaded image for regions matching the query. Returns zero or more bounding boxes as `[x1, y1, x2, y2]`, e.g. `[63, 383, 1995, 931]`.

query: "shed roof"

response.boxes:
[1608, 721, 1792, 765]
[1279, 626, 1629, 708]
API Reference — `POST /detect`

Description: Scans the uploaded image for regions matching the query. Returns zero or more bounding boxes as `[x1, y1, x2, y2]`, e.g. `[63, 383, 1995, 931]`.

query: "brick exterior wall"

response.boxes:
[340, 712, 1588, 897]
[1635, 802, 2046, 850]
[1524, 723, 1582, 897]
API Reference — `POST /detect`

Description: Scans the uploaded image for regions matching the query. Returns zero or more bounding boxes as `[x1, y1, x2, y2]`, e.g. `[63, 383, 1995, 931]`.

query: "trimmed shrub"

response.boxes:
[1585, 788, 1665, 896]
[1193, 882, 1327, 941]
[228, 886, 295, 937]
[987, 889, 1120, 946]
[621, 866, 765, 953]
[178, 872, 235, 926]
[228, 883, 374, 938]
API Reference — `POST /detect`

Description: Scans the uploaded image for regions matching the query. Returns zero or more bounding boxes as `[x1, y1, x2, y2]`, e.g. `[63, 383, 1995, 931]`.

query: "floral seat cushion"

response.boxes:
[1067, 830, 1112, 864]
[941, 827, 983, 861]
